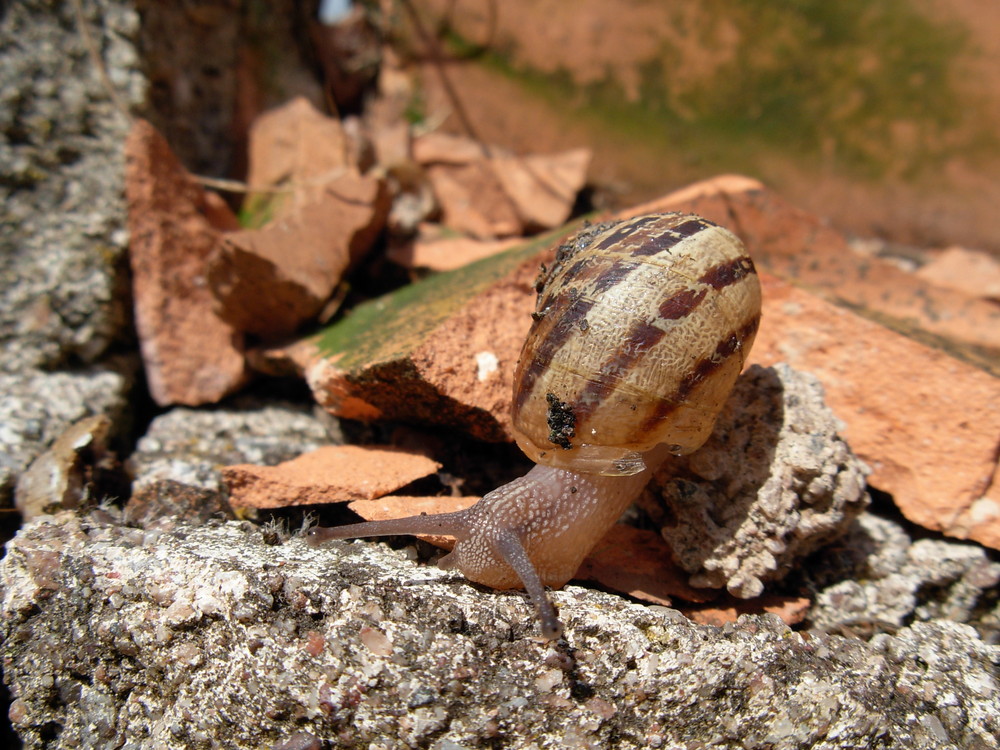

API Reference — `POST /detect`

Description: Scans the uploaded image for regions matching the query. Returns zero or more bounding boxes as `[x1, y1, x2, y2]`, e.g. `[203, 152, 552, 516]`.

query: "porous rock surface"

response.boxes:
[0, 0, 142, 507]
[128, 400, 337, 498]
[807, 513, 1000, 641]
[1, 370, 130, 508]
[0, 0, 142, 374]
[1, 513, 997, 750]
[652, 363, 870, 598]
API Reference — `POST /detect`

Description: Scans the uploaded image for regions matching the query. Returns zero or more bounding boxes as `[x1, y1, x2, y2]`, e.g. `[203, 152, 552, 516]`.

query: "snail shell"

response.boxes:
[512, 212, 762, 476]
[308, 211, 762, 639]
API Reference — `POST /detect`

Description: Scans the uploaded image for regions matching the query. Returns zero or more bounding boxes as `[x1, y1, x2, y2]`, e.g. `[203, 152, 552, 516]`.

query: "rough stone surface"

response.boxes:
[129, 400, 337, 497]
[0, 369, 130, 508]
[0, 0, 143, 375]
[1, 513, 997, 750]
[649, 364, 870, 598]
[806, 513, 1000, 642]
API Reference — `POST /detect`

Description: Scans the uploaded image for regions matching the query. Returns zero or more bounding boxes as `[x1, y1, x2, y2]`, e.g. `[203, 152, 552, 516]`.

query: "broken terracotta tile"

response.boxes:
[364, 47, 415, 171]
[414, 132, 590, 238]
[298, 180, 1000, 549]
[347, 494, 478, 547]
[915, 246, 1000, 302]
[680, 595, 812, 627]
[412, 131, 490, 165]
[628, 175, 1000, 371]
[244, 96, 352, 217]
[124, 119, 247, 407]
[425, 160, 523, 239]
[749, 271, 1000, 551]
[386, 223, 522, 271]
[490, 148, 591, 231]
[209, 171, 389, 338]
[304, 229, 565, 441]
[969, 484, 1000, 550]
[575, 525, 715, 606]
[223, 445, 441, 509]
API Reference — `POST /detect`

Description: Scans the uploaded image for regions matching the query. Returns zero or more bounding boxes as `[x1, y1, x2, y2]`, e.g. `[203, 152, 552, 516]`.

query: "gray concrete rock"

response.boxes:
[0, 369, 130, 508]
[125, 400, 339, 525]
[1, 513, 997, 750]
[651, 363, 870, 598]
[0, 0, 143, 510]
[0, 0, 143, 374]
[808, 513, 1000, 642]
[129, 401, 340, 495]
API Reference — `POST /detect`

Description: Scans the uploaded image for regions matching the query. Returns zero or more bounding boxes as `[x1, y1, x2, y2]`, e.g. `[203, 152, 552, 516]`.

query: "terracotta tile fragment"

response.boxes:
[124, 119, 247, 407]
[628, 175, 1000, 364]
[490, 148, 591, 231]
[209, 171, 389, 337]
[386, 224, 522, 271]
[245, 96, 351, 214]
[681, 595, 812, 627]
[414, 132, 591, 238]
[412, 131, 490, 165]
[915, 246, 1000, 302]
[305, 237, 554, 441]
[750, 272, 1000, 550]
[425, 161, 523, 239]
[576, 525, 715, 605]
[223, 446, 441, 509]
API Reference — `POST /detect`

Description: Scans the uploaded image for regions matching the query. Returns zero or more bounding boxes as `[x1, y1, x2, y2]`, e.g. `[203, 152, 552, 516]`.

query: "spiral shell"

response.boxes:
[511, 212, 762, 476]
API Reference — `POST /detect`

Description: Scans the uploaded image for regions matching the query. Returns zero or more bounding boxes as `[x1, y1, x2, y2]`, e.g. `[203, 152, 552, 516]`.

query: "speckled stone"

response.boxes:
[806, 512, 1000, 642]
[1, 513, 996, 749]
[125, 399, 338, 525]
[650, 363, 870, 598]
[1, 369, 130, 508]
[0, 0, 142, 374]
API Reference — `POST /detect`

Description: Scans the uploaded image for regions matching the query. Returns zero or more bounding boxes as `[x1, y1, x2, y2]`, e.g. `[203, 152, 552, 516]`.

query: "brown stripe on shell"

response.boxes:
[589, 215, 665, 254]
[637, 315, 761, 437]
[514, 295, 596, 415]
[628, 218, 709, 257]
[540, 214, 714, 310]
[699, 256, 757, 290]
[566, 285, 711, 423]
[659, 286, 708, 320]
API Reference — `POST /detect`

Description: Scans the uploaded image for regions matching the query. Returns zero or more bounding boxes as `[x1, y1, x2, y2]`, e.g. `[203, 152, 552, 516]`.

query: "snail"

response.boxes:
[308, 212, 762, 639]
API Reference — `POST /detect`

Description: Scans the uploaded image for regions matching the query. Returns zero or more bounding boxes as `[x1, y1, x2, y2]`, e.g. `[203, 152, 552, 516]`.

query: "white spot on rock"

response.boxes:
[475, 351, 499, 381]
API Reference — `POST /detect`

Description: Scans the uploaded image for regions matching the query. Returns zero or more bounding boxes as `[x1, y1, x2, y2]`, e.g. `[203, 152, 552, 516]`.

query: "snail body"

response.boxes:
[308, 213, 762, 639]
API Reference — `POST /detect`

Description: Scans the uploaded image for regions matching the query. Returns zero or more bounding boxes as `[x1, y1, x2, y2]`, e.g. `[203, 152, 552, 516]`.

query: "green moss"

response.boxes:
[312, 227, 566, 370]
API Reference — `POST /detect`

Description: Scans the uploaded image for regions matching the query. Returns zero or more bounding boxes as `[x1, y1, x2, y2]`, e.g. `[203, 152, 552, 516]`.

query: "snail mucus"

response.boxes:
[308, 212, 762, 639]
